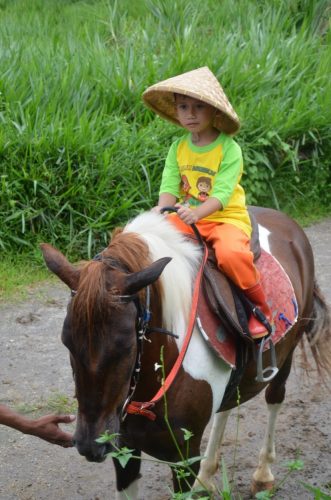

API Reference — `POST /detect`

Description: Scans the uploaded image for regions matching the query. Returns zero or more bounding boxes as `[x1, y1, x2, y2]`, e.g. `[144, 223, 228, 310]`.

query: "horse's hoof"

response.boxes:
[251, 478, 274, 496]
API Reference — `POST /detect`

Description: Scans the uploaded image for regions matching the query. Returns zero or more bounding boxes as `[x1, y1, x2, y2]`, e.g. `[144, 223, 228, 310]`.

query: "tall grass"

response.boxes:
[0, 0, 330, 258]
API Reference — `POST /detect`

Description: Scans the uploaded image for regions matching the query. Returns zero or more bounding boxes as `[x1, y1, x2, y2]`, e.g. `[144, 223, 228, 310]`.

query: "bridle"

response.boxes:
[70, 251, 179, 422]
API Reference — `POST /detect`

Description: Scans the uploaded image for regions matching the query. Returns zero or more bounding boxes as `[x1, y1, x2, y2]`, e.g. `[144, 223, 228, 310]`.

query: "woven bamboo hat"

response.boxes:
[142, 66, 240, 135]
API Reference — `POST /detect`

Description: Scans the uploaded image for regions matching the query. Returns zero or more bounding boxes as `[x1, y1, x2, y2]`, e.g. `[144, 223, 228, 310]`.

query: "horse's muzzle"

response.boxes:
[73, 437, 110, 462]
[73, 411, 119, 462]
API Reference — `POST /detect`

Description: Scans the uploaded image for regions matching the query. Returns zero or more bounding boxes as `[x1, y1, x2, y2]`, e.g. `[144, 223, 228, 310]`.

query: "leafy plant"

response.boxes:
[0, 0, 330, 258]
[302, 482, 331, 499]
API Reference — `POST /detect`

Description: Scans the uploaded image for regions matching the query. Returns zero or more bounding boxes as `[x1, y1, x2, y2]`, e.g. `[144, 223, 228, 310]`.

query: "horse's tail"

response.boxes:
[304, 280, 331, 379]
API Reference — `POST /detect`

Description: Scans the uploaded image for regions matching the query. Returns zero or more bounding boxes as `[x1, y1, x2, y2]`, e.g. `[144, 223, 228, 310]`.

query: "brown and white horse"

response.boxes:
[41, 207, 331, 498]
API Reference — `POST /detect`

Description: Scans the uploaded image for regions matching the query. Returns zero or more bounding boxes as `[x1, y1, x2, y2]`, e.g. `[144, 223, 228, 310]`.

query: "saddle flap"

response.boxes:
[196, 258, 253, 368]
[197, 284, 237, 368]
[202, 260, 251, 342]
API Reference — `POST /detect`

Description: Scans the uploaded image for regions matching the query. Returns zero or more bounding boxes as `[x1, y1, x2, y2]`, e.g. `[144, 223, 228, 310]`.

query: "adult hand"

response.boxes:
[28, 414, 75, 448]
[175, 204, 199, 225]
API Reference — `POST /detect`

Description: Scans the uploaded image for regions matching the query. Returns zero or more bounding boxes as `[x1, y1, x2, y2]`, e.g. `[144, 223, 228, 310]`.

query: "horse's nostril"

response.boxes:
[85, 453, 106, 463]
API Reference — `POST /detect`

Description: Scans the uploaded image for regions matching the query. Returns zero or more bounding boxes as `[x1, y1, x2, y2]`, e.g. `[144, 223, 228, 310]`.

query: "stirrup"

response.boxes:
[255, 335, 279, 383]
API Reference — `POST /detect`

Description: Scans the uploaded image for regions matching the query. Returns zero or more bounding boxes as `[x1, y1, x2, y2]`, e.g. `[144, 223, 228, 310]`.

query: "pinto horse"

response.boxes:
[41, 207, 331, 498]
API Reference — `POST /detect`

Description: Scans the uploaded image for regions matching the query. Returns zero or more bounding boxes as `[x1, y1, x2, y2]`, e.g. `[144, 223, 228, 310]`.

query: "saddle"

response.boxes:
[199, 211, 261, 346]
[159, 206, 297, 382]
[196, 211, 298, 382]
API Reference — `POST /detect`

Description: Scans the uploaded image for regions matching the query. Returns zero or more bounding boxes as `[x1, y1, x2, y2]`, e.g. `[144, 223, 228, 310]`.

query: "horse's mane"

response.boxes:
[124, 212, 201, 335]
[71, 230, 151, 342]
[71, 212, 201, 348]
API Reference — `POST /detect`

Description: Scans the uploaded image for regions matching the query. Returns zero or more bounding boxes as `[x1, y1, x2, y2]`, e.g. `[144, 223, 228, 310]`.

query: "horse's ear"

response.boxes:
[40, 243, 80, 291]
[124, 257, 171, 295]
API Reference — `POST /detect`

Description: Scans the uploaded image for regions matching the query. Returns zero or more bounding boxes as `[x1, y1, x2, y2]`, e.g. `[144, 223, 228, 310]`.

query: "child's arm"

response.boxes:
[176, 197, 222, 224]
[152, 141, 180, 213]
[152, 192, 177, 212]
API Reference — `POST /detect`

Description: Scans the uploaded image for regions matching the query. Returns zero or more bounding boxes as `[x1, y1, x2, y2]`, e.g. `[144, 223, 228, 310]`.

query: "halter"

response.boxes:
[119, 284, 179, 422]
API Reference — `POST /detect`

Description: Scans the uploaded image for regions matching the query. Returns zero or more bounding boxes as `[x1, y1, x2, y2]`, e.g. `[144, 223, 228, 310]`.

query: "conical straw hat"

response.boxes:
[142, 67, 240, 135]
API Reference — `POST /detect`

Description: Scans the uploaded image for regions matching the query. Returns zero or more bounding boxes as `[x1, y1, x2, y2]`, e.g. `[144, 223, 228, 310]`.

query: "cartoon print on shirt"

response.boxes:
[181, 174, 192, 203]
[181, 174, 191, 193]
[197, 176, 212, 201]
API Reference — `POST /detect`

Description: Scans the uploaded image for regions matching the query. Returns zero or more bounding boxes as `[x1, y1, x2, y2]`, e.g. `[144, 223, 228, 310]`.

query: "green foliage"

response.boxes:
[15, 392, 77, 416]
[0, 252, 53, 301]
[302, 482, 331, 499]
[1, 0, 330, 258]
[220, 458, 232, 500]
[256, 458, 305, 498]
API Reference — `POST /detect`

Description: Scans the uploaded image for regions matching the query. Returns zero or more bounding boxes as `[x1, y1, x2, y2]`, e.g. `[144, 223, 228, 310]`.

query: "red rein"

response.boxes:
[126, 242, 208, 421]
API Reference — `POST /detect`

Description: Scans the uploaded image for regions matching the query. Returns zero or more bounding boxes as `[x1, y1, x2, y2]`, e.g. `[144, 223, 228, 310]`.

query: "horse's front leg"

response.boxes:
[113, 448, 142, 500]
[193, 410, 231, 493]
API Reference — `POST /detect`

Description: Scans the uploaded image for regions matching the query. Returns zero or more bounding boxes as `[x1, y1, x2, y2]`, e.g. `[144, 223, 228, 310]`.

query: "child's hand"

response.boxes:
[151, 206, 163, 213]
[175, 204, 199, 225]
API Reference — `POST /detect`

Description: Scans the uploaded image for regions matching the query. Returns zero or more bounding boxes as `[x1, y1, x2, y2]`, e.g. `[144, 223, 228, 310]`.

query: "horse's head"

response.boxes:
[40, 241, 170, 462]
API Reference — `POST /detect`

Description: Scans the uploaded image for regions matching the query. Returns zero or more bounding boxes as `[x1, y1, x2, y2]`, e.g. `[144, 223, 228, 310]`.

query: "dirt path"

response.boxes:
[0, 219, 330, 499]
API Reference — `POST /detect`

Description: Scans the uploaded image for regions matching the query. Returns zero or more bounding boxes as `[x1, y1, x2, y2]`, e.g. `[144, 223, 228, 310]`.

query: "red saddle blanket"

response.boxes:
[196, 249, 298, 368]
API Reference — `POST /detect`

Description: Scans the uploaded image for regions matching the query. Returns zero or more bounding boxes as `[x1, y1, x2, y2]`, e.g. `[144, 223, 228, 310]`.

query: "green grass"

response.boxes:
[0, 0, 330, 258]
[15, 392, 77, 416]
[0, 254, 53, 301]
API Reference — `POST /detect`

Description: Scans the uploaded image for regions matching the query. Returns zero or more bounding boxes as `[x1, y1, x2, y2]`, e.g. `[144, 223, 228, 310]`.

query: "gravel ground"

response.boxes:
[0, 219, 330, 500]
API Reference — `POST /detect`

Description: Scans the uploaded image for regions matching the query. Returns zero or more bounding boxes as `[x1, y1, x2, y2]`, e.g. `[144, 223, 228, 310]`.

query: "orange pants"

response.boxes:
[169, 215, 260, 290]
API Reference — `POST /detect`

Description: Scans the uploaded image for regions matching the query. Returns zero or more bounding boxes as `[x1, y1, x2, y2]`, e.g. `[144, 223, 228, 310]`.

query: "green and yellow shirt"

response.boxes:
[159, 133, 252, 237]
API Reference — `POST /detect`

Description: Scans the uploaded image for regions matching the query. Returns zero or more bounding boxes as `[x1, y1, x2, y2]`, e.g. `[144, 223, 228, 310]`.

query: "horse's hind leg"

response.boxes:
[251, 350, 294, 495]
[194, 410, 231, 492]
[113, 449, 141, 500]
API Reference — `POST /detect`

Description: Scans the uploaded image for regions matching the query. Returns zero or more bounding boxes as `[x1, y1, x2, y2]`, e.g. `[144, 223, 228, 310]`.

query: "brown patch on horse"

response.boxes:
[106, 230, 151, 273]
[106, 230, 164, 327]
[70, 261, 115, 354]
[70, 230, 163, 355]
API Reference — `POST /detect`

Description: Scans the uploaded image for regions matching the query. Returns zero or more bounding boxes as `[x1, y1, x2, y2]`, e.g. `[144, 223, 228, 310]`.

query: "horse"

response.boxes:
[41, 207, 331, 499]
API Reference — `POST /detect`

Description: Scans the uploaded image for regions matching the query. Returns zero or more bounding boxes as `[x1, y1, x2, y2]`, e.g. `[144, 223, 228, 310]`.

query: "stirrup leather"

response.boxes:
[255, 336, 279, 383]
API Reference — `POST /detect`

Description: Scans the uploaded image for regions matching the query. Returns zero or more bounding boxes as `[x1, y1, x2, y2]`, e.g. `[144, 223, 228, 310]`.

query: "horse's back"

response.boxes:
[250, 205, 314, 314]
[250, 206, 310, 246]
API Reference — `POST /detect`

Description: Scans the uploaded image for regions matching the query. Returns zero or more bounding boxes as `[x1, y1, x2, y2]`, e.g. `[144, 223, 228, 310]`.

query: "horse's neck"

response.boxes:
[131, 333, 176, 402]
[133, 294, 184, 401]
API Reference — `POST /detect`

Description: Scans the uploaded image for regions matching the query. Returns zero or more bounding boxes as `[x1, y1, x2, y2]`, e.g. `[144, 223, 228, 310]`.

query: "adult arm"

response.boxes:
[0, 404, 75, 448]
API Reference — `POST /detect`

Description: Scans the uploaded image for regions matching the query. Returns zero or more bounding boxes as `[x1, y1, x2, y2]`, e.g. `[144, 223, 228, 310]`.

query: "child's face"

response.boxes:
[175, 95, 216, 134]
[198, 181, 209, 192]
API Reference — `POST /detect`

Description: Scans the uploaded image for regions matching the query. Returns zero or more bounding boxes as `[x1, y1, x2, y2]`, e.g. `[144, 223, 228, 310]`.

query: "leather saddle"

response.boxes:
[200, 210, 261, 344]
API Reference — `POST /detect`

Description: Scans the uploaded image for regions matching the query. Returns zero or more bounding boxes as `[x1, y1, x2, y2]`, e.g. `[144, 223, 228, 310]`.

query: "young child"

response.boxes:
[142, 66, 271, 339]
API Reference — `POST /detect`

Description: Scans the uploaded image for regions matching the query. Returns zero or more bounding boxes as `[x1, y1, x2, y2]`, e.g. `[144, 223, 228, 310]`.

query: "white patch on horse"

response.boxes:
[125, 212, 232, 415]
[115, 477, 140, 500]
[258, 224, 271, 253]
[252, 403, 283, 487]
[195, 410, 231, 490]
